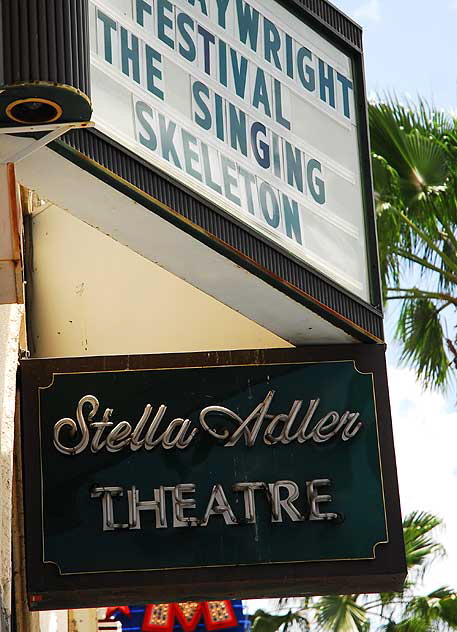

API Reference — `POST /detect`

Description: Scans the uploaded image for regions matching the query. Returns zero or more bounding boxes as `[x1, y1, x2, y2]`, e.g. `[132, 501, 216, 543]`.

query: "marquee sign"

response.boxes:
[0, 0, 384, 345]
[21, 346, 405, 610]
[88, 0, 370, 302]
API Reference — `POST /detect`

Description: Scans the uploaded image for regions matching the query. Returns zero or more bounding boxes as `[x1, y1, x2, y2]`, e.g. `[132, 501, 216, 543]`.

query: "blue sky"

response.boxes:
[337, 0, 457, 112]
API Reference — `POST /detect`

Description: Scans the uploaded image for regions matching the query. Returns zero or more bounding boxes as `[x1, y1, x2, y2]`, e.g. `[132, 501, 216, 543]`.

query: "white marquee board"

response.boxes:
[89, 0, 370, 302]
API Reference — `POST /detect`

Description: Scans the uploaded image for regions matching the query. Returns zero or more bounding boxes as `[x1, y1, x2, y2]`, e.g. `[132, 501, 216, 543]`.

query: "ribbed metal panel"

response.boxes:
[288, 0, 363, 50]
[56, 129, 383, 342]
[2, 0, 90, 95]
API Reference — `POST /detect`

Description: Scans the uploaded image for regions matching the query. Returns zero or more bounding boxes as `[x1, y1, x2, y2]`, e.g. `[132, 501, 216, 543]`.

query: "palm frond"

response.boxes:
[315, 596, 369, 632]
[397, 589, 457, 632]
[427, 586, 455, 599]
[396, 298, 449, 389]
[437, 594, 457, 626]
[377, 621, 398, 632]
[250, 609, 309, 632]
[403, 511, 445, 573]
[371, 96, 454, 140]
[400, 129, 448, 203]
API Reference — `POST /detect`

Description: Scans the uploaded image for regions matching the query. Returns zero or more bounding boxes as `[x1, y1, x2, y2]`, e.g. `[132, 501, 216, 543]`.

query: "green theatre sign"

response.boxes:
[45, 357, 383, 571]
[21, 346, 406, 610]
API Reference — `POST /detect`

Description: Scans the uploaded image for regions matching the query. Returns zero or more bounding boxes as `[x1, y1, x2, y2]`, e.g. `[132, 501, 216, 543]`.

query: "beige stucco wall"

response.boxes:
[28, 204, 291, 358]
[0, 303, 23, 630]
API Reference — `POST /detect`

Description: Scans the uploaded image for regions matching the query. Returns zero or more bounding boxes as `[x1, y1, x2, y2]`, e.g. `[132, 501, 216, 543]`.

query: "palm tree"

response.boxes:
[250, 512, 457, 632]
[368, 99, 457, 390]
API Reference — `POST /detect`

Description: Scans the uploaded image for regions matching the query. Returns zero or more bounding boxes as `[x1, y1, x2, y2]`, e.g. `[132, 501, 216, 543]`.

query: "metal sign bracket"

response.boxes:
[0, 121, 94, 165]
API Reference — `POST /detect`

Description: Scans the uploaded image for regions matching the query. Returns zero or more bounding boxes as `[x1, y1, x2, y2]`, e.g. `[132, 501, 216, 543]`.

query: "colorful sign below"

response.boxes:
[99, 599, 250, 632]
[103, 601, 242, 632]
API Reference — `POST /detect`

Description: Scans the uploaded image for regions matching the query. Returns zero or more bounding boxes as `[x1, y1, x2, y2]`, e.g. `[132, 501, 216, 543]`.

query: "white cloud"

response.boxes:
[367, 90, 378, 103]
[388, 366, 457, 592]
[450, 0, 457, 10]
[353, 0, 381, 24]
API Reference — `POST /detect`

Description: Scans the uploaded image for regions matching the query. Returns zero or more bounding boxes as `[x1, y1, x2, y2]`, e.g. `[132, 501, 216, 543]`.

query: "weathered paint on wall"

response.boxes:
[0, 303, 23, 631]
[29, 204, 291, 358]
[40, 610, 68, 632]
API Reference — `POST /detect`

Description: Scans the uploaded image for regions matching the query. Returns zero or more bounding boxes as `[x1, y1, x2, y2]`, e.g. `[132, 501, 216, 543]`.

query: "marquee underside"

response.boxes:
[1, 134, 359, 345]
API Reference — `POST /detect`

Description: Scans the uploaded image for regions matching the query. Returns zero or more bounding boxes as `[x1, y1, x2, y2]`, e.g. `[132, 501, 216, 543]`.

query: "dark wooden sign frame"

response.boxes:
[20, 345, 405, 611]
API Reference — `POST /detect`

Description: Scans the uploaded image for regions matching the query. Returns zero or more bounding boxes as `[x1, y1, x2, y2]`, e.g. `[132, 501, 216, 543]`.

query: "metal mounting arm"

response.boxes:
[0, 121, 94, 165]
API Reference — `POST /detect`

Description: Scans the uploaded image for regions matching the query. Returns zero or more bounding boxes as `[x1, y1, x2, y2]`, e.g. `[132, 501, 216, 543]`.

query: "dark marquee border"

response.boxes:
[1, 0, 384, 342]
